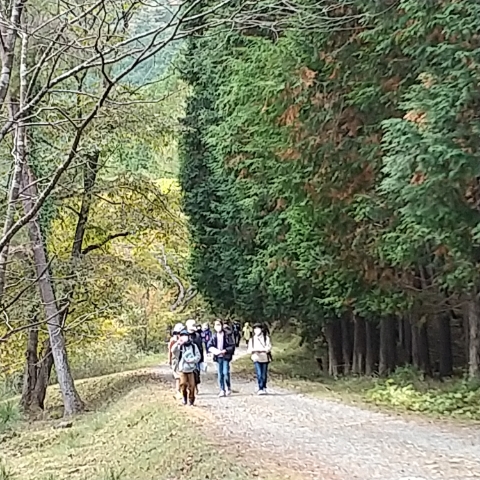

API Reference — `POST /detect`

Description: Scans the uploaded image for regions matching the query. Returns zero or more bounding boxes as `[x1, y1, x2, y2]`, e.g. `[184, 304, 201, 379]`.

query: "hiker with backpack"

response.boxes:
[172, 328, 201, 406]
[185, 319, 204, 393]
[168, 322, 184, 399]
[247, 323, 272, 395]
[207, 319, 236, 397]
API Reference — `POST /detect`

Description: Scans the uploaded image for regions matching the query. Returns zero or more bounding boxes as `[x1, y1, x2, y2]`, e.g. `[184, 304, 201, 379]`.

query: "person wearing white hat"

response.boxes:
[168, 322, 184, 399]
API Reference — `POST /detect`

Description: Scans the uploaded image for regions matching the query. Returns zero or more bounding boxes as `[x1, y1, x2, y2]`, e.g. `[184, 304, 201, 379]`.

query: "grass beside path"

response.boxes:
[0, 370, 279, 480]
[234, 333, 480, 422]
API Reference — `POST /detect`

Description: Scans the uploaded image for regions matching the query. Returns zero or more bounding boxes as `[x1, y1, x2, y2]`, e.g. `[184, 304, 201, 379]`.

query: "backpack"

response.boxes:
[182, 345, 197, 364]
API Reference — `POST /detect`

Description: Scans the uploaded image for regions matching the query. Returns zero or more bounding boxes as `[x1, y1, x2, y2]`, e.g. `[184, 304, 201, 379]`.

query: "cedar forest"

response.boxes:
[1, 0, 480, 420]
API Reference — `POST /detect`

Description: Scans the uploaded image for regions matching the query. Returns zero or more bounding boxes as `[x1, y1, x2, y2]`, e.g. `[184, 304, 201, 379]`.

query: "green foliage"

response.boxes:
[180, 0, 480, 368]
[368, 371, 480, 419]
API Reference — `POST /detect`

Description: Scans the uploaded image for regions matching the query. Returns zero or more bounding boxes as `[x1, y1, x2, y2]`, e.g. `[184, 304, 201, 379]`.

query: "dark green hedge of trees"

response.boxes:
[179, 0, 480, 378]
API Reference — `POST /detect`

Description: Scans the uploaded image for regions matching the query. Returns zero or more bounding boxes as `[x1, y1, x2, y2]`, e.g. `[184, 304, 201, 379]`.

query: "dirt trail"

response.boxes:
[155, 347, 480, 480]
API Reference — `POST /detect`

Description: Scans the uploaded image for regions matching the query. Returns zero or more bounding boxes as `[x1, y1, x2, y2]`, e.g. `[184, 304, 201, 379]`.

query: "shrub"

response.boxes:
[0, 401, 20, 434]
[367, 372, 480, 419]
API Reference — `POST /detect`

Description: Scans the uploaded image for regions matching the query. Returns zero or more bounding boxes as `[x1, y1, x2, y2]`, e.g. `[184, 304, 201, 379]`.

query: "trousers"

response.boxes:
[254, 361, 269, 390]
[179, 372, 196, 403]
[216, 357, 231, 392]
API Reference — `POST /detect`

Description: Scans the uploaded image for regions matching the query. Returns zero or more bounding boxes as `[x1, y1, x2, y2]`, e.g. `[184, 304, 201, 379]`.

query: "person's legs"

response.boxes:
[259, 362, 268, 390]
[224, 360, 231, 393]
[187, 373, 196, 405]
[194, 369, 200, 394]
[217, 358, 225, 393]
[179, 373, 188, 404]
[263, 362, 269, 390]
[254, 362, 262, 391]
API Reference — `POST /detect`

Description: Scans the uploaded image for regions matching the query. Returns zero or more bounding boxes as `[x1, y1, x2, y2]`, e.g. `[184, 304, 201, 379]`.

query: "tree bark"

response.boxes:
[20, 322, 39, 410]
[31, 338, 54, 410]
[58, 151, 100, 325]
[0, 102, 23, 300]
[411, 319, 431, 375]
[365, 320, 378, 375]
[352, 315, 366, 374]
[467, 293, 480, 379]
[403, 316, 412, 364]
[324, 322, 342, 376]
[340, 314, 352, 375]
[20, 161, 84, 415]
[379, 316, 396, 376]
[0, 0, 26, 107]
[437, 313, 453, 377]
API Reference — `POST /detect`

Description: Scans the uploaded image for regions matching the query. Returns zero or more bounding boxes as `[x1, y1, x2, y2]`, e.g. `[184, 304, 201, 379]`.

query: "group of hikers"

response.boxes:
[167, 318, 272, 406]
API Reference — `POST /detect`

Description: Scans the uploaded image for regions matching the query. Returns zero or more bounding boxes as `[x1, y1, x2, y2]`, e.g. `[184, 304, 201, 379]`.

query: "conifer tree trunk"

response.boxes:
[411, 319, 431, 375]
[403, 316, 412, 365]
[437, 313, 453, 377]
[379, 317, 396, 376]
[365, 320, 378, 375]
[352, 315, 366, 374]
[340, 315, 352, 375]
[466, 292, 480, 379]
[324, 322, 342, 376]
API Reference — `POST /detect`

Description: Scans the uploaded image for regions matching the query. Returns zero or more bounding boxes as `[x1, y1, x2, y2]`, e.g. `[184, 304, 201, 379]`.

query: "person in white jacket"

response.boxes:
[247, 323, 272, 395]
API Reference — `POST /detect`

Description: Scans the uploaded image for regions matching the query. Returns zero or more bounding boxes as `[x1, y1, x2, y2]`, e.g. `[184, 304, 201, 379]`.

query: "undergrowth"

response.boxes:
[367, 369, 480, 420]
[246, 333, 480, 421]
[0, 401, 20, 434]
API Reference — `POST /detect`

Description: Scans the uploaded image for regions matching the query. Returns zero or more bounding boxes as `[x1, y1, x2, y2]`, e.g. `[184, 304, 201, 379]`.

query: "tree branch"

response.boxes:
[81, 232, 130, 255]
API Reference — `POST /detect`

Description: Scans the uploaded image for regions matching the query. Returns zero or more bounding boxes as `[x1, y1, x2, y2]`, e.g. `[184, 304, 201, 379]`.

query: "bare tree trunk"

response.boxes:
[340, 314, 352, 375]
[31, 338, 54, 410]
[379, 317, 396, 376]
[59, 151, 100, 325]
[0, 0, 26, 106]
[21, 321, 39, 410]
[467, 292, 480, 379]
[0, 102, 23, 300]
[352, 315, 366, 374]
[20, 160, 83, 415]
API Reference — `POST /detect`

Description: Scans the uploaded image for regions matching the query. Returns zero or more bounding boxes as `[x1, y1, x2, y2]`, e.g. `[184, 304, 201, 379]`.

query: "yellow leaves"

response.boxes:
[276, 147, 301, 161]
[278, 103, 301, 127]
[299, 66, 317, 88]
[419, 72, 435, 89]
[404, 109, 427, 126]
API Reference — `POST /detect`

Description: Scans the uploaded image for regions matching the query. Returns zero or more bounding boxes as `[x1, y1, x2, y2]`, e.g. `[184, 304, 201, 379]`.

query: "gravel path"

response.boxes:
[155, 347, 480, 480]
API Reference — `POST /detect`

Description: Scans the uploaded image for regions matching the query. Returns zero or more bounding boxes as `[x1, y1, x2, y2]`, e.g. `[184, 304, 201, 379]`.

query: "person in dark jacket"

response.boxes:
[207, 319, 235, 397]
[186, 319, 204, 392]
[232, 321, 241, 347]
[200, 322, 212, 353]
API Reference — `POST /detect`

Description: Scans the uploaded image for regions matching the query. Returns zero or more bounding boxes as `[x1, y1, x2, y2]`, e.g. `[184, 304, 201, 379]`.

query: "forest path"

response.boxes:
[154, 347, 480, 480]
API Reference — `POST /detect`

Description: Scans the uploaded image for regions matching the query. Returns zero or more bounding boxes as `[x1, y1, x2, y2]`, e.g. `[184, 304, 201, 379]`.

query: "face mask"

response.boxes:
[254, 328, 262, 336]
[214, 325, 222, 333]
